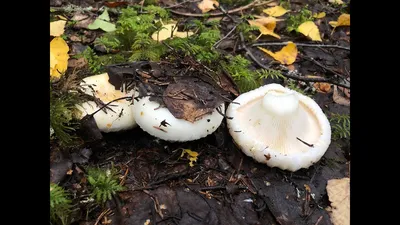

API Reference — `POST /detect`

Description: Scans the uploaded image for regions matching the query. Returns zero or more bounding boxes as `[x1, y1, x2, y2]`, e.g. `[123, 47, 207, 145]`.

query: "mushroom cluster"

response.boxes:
[226, 83, 331, 172]
[76, 73, 138, 133]
[75, 72, 225, 141]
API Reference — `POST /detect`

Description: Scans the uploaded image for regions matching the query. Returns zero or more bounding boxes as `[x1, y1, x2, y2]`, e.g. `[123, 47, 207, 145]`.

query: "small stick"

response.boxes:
[252, 42, 350, 51]
[296, 137, 314, 147]
[163, 0, 201, 9]
[169, 0, 274, 17]
[213, 25, 237, 48]
[239, 33, 351, 89]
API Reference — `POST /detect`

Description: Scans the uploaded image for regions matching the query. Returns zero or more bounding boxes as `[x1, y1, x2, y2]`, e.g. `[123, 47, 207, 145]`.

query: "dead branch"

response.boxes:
[169, 0, 274, 17]
[252, 42, 350, 51]
[162, 0, 202, 9]
[239, 33, 351, 89]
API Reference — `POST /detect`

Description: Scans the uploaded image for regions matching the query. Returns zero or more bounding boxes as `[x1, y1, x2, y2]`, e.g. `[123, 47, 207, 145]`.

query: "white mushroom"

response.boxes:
[133, 96, 225, 142]
[76, 73, 138, 133]
[226, 83, 331, 172]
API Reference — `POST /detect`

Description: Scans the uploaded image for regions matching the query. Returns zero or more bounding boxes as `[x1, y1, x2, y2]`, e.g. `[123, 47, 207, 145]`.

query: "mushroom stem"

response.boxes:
[262, 90, 299, 117]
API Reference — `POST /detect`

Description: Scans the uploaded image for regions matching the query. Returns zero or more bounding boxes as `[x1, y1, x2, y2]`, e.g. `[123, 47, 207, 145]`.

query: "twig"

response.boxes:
[163, 0, 201, 9]
[239, 33, 351, 89]
[169, 0, 274, 17]
[315, 216, 323, 225]
[252, 42, 350, 51]
[302, 56, 347, 80]
[213, 25, 237, 48]
[94, 208, 112, 225]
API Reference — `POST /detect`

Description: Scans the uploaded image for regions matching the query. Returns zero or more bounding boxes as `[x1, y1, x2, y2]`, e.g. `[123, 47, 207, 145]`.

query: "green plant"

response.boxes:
[130, 33, 167, 61]
[50, 84, 80, 145]
[285, 79, 312, 96]
[257, 69, 286, 80]
[87, 167, 125, 205]
[329, 113, 350, 140]
[75, 47, 104, 74]
[286, 5, 313, 33]
[221, 55, 286, 93]
[50, 183, 72, 225]
[94, 33, 121, 52]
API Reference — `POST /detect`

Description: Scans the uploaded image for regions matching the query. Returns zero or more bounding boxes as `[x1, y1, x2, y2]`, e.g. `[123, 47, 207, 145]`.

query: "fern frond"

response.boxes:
[50, 183, 72, 225]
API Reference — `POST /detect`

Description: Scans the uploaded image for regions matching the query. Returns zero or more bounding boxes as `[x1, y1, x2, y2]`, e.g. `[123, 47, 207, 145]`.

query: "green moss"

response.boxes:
[286, 5, 314, 33]
[87, 167, 125, 205]
[50, 183, 72, 225]
[50, 84, 80, 146]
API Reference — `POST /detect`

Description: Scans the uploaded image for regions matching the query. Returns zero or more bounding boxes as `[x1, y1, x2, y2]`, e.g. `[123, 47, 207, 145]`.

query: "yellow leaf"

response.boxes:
[50, 37, 69, 79]
[198, 0, 219, 13]
[248, 18, 280, 39]
[263, 6, 288, 17]
[298, 21, 322, 41]
[56, 15, 68, 20]
[152, 22, 194, 41]
[50, 20, 66, 37]
[313, 12, 326, 19]
[180, 149, 199, 167]
[329, 13, 350, 28]
[258, 42, 298, 65]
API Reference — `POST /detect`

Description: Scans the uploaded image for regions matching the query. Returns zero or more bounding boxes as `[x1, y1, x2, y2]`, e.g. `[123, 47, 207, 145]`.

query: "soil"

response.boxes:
[50, 1, 350, 224]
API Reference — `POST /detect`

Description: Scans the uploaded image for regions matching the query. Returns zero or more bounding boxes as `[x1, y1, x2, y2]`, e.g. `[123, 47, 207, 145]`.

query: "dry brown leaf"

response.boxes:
[326, 177, 350, 225]
[198, 0, 219, 13]
[68, 58, 88, 69]
[333, 85, 350, 106]
[313, 82, 331, 93]
[71, 12, 94, 29]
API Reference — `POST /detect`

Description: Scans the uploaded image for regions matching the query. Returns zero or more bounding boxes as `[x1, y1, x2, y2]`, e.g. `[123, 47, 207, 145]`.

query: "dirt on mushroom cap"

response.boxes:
[106, 60, 233, 122]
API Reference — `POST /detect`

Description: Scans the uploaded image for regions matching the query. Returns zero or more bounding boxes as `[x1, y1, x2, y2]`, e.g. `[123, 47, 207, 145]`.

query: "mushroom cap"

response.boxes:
[226, 83, 331, 172]
[133, 96, 225, 142]
[76, 73, 138, 133]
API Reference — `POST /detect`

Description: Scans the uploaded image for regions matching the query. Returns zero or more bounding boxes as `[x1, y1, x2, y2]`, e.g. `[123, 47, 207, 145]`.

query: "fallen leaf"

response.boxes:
[298, 21, 322, 41]
[50, 20, 67, 36]
[56, 15, 68, 20]
[258, 42, 298, 65]
[66, 169, 73, 175]
[198, 0, 219, 13]
[180, 149, 199, 167]
[286, 64, 295, 71]
[87, 9, 116, 32]
[50, 37, 70, 79]
[263, 6, 288, 17]
[338, 86, 350, 98]
[71, 12, 94, 29]
[329, 0, 344, 4]
[326, 177, 350, 225]
[333, 85, 350, 106]
[329, 13, 350, 28]
[103, 1, 128, 8]
[152, 22, 194, 41]
[313, 82, 331, 93]
[248, 17, 281, 39]
[313, 12, 326, 19]
[68, 57, 88, 68]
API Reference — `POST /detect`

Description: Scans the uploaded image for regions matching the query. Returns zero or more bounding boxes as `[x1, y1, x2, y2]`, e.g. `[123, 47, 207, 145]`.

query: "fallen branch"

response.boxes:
[252, 42, 350, 51]
[302, 55, 348, 80]
[162, 0, 202, 9]
[239, 33, 350, 89]
[170, 0, 274, 17]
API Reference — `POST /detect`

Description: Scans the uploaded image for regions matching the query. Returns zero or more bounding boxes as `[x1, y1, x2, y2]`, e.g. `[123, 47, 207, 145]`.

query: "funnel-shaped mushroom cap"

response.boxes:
[226, 83, 331, 172]
[76, 73, 138, 133]
[133, 96, 225, 142]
